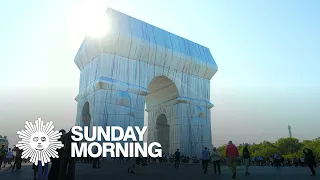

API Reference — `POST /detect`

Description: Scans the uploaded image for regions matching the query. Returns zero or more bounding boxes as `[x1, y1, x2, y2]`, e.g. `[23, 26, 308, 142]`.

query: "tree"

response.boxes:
[217, 144, 226, 157]
[301, 139, 320, 160]
[275, 138, 301, 155]
[216, 137, 320, 160]
[237, 144, 244, 154]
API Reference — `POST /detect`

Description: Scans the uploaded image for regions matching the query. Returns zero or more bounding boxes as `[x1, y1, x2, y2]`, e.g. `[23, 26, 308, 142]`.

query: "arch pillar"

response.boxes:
[146, 97, 214, 157]
[154, 114, 170, 154]
[81, 102, 91, 128]
[75, 78, 149, 144]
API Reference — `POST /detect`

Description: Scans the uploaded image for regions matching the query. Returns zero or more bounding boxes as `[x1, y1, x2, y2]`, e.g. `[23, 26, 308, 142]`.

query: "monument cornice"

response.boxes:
[74, 8, 218, 80]
[145, 96, 214, 112]
[75, 77, 149, 102]
[95, 77, 149, 96]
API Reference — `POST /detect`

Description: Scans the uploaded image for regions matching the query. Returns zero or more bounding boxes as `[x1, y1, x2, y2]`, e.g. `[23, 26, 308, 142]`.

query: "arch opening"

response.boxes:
[155, 114, 169, 154]
[81, 102, 91, 139]
[145, 76, 179, 154]
[146, 76, 179, 108]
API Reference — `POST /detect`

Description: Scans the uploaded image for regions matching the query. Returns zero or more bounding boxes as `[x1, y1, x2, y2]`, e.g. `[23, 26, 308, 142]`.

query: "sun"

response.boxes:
[16, 118, 64, 166]
[68, 0, 110, 40]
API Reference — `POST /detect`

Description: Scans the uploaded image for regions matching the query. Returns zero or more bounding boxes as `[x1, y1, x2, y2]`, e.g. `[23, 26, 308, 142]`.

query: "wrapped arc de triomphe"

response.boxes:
[74, 8, 218, 157]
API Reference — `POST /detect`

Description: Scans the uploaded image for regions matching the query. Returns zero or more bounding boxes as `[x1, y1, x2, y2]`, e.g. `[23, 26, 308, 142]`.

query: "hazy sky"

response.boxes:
[0, 0, 319, 147]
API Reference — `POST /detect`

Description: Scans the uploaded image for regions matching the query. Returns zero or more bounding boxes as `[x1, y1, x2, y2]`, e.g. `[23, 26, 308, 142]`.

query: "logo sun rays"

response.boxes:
[16, 118, 64, 166]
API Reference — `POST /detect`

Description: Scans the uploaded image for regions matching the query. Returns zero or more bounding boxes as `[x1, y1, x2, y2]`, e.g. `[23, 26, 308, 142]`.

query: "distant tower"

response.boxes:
[288, 125, 292, 138]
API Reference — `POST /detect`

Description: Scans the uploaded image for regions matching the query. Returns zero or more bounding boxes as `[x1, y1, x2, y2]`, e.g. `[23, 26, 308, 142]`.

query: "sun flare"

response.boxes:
[69, 0, 110, 41]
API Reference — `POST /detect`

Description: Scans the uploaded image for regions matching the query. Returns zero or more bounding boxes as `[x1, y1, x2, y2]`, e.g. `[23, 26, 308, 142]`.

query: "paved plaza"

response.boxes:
[0, 162, 318, 180]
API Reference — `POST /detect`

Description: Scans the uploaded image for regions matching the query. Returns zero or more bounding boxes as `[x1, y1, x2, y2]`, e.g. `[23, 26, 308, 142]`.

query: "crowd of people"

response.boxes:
[133, 141, 317, 179]
[0, 137, 318, 179]
[0, 145, 24, 172]
[239, 142, 316, 178]
[198, 141, 316, 179]
[79, 141, 318, 178]
[231, 154, 317, 167]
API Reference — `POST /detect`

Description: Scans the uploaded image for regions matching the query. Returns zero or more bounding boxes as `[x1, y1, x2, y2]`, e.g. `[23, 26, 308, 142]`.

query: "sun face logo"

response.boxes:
[16, 118, 64, 166]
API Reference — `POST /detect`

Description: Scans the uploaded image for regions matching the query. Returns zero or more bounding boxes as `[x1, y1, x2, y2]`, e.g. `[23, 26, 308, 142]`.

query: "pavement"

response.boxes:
[0, 162, 319, 180]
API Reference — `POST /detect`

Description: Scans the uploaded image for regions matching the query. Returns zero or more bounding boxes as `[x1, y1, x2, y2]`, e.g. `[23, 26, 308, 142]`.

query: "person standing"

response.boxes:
[127, 157, 136, 174]
[36, 161, 49, 180]
[293, 156, 299, 168]
[174, 149, 181, 169]
[242, 143, 251, 176]
[119, 153, 124, 164]
[274, 153, 280, 168]
[303, 148, 316, 176]
[11, 146, 18, 172]
[4, 148, 13, 167]
[48, 129, 65, 180]
[300, 157, 305, 166]
[92, 146, 100, 169]
[211, 147, 221, 174]
[0, 145, 6, 170]
[226, 141, 239, 179]
[269, 156, 274, 166]
[128, 141, 137, 174]
[13, 148, 23, 172]
[251, 156, 255, 166]
[164, 153, 168, 162]
[280, 156, 285, 166]
[201, 147, 210, 174]
[59, 129, 76, 180]
[257, 156, 262, 166]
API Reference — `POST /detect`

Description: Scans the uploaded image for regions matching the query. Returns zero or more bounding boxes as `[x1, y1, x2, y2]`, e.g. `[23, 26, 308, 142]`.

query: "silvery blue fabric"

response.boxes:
[74, 8, 218, 157]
